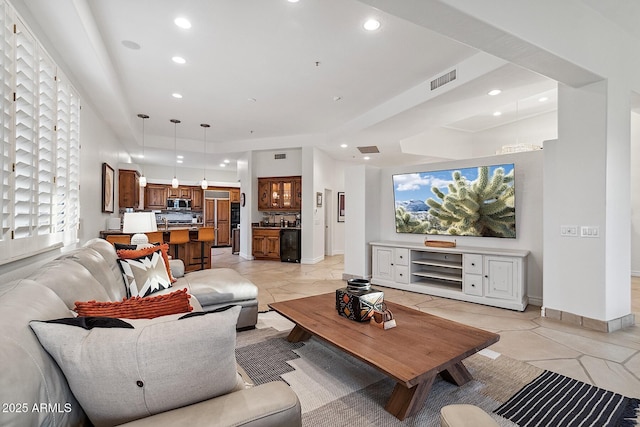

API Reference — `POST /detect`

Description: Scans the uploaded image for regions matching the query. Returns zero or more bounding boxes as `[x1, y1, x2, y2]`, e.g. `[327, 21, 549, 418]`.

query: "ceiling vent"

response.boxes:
[430, 69, 457, 91]
[274, 153, 286, 160]
[357, 145, 380, 154]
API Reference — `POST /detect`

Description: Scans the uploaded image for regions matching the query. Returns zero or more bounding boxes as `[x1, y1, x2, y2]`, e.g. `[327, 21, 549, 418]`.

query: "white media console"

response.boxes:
[370, 241, 529, 311]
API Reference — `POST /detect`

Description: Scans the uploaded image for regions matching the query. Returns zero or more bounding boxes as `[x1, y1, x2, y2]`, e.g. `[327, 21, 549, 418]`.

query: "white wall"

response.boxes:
[471, 111, 557, 157]
[140, 164, 239, 187]
[632, 112, 640, 276]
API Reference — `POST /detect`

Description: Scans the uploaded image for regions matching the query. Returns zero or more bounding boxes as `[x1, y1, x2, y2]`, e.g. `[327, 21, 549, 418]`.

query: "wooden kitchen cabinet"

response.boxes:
[167, 186, 192, 199]
[230, 188, 241, 202]
[191, 188, 203, 210]
[252, 228, 280, 260]
[145, 184, 167, 209]
[257, 176, 302, 211]
[292, 177, 302, 210]
[118, 169, 140, 209]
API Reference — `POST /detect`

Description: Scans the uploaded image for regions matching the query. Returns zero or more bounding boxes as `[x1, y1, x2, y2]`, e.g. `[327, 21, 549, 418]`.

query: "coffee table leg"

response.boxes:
[440, 361, 473, 386]
[384, 375, 435, 421]
[286, 324, 312, 342]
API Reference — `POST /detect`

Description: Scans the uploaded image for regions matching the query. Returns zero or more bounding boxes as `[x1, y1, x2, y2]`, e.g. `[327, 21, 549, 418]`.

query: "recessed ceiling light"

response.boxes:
[172, 56, 186, 64]
[177, 160, 183, 164]
[223, 159, 230, 163]
[220, 163, 226, 167]
[172, 93, 183, 99]
[174, 17, 191, 29]
[363, 156, 371, 160]
[363, 19, 381, 31]
[333, 96, 342, 102]
[287, 0, 299, 3]
[248, 97, 257, 102]
[177, 155, 184, 159]
[340, 143, 348, 148]
[538, 96, 548, 102]
[493, 111, 502, 116]
[488, 89, 501, 96]
[121, 40, 140, 50]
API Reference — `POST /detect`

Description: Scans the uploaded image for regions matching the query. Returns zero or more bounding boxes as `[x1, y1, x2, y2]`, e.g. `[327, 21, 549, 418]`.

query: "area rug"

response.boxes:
[495, 370, 640, 427]
[235, 327, 639, 426]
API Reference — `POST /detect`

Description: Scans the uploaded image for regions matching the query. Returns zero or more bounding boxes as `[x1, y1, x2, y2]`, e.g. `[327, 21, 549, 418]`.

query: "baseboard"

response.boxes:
[528, 296, 543, 307]
[542, 307, 635, 332]
[632, 270, 640, 277]
[301, 255, 325, 264]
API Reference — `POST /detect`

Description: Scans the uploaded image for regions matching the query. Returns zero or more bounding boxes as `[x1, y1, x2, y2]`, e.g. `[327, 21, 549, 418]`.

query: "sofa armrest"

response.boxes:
[116, 381, 301, 427]
[169, 259, 185, 278]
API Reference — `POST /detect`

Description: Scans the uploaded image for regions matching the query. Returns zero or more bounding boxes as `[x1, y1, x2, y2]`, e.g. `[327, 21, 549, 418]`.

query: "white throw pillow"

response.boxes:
[30, 306, 241, 427]
[118, 249, 172, 297]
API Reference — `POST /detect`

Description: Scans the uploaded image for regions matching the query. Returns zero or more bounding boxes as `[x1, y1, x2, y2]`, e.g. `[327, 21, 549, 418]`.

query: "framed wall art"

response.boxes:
[337, 192, 345, 222]
[102, 162, 115, 213]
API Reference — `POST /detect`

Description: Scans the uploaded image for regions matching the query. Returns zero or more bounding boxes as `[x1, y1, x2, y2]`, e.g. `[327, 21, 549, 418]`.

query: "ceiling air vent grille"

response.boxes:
[357, 146, 380, 154]
[274, 153, 286, 160]
[430, 69, 456, 91]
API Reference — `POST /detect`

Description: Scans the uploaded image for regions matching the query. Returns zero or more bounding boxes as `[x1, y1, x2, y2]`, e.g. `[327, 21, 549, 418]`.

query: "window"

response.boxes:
[0, 3, 81, 264]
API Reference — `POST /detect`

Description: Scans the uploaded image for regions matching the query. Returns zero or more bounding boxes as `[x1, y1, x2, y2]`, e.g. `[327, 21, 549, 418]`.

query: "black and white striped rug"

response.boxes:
[495, 370, 640, 427]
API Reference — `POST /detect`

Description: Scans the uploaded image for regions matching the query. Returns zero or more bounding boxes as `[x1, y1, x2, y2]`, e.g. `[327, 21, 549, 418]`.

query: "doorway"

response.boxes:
[324, 188, 332, 256]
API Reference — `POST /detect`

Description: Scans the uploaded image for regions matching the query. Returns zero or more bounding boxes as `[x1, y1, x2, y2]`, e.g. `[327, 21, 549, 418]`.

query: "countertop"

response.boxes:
[102, 226, 203, 234]
[252, 226, 301, 230]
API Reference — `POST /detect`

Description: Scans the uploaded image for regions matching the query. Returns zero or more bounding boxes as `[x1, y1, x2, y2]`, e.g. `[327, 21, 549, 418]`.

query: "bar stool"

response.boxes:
[168, 229, 190, 260]
[145, 231, 165, 245]
[191, 227, 215, 270]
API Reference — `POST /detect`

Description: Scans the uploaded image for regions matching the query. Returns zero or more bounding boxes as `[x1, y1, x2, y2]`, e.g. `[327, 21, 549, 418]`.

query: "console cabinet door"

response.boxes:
[372, 246, 394, 281]
[484, 256, 519, 300]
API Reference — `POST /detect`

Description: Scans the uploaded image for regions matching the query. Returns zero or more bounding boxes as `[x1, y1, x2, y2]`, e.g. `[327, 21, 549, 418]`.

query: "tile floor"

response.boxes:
[212, 248, 640, 399]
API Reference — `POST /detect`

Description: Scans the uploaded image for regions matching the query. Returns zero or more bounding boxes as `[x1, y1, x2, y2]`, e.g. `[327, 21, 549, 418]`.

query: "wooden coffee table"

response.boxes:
[269, 293, 499, 420]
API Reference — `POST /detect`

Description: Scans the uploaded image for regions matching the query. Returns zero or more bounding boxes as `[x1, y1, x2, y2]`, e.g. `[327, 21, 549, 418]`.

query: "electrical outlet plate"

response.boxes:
[580, 226, 600, 238]
[560, 225, 578, 236]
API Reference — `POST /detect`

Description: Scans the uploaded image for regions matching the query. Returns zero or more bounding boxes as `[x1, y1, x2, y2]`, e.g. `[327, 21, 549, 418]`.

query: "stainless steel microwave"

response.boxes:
[166, 198, 191, 210]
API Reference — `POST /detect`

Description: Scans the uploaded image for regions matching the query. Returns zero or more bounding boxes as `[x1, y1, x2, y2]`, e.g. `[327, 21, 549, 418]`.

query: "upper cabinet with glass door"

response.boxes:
[258, 176, 301, 211]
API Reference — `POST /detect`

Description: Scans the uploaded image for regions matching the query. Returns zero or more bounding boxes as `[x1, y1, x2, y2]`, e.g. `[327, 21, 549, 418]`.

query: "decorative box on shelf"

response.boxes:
[336, 279, 384, 322]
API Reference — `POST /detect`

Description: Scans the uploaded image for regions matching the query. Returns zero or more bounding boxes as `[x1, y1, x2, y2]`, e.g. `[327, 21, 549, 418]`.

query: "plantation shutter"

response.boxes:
[0, 1, 81, 263]
[0, 1, 12, 243]
[13, 19, 37, 239]
[37, 49, 55, 236]
[56, 73, 80, 243]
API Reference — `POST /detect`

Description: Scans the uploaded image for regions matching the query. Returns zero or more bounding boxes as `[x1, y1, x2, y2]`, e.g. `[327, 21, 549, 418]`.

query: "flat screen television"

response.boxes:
[393, 163, 516, 238]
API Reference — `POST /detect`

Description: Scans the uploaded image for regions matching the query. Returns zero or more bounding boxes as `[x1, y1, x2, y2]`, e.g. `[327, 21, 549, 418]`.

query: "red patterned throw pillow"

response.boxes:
[74, 288, 193, 319]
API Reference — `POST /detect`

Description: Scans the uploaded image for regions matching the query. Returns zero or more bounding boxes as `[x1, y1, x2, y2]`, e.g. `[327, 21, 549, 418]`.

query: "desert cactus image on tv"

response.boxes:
[393, 164, 516, 238]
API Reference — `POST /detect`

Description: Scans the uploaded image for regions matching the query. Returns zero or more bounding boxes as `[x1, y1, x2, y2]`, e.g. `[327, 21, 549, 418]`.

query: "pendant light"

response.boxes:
[200, 123, 210, 189]
[137, 114, 149, 187]
[170, 119, 181, 188]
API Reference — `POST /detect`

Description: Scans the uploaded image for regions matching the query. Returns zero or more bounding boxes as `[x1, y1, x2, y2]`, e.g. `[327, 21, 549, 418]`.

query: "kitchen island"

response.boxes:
[100, 227, 212, 272]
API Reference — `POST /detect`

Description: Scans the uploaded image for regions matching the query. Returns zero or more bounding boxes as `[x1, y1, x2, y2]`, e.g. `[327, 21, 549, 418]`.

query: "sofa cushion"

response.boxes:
[25, 259, 111, 308]
[0, 279, 87, 427]
[117, 248, 172, 297]
[30, 305, 242, 427]
[74, 288, 193, 319]
[84, 238, 129, 300]
[174, 268, 258, 307]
